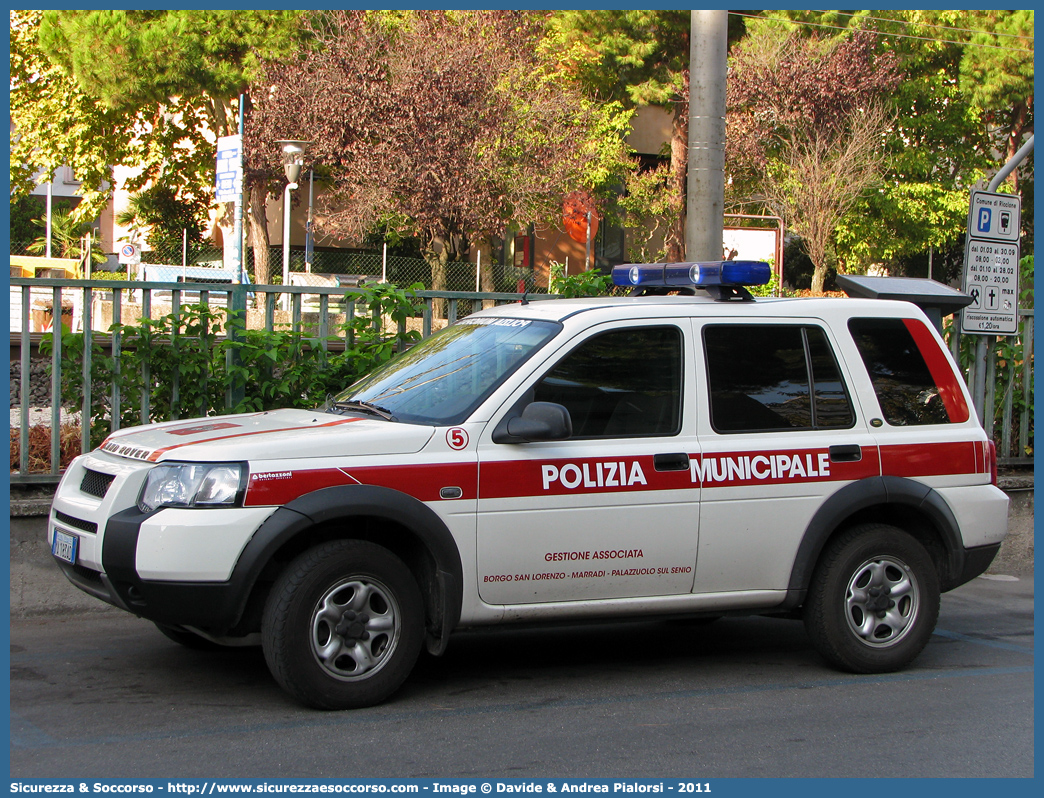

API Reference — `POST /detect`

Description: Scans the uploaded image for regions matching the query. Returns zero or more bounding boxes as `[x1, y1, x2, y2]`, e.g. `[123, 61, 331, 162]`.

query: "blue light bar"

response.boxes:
[612, 261, 772, 289]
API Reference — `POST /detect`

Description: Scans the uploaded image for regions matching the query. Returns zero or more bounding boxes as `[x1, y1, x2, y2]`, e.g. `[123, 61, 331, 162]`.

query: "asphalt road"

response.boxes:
[9, 575, 1034, 779]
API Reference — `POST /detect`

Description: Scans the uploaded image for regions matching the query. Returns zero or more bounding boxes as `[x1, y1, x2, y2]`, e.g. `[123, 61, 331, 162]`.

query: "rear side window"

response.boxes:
[848, 317, 969, 425]
[704, 325, 855, 433]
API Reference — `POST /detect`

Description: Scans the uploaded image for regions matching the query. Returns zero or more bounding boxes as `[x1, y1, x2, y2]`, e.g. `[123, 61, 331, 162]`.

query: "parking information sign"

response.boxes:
[215, 134, 243, 203]
[961, 190, 1020, 335]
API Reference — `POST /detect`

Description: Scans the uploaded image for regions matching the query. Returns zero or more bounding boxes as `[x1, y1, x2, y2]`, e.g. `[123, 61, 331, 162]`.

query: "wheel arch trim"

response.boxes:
[236, 485, 464, 648]
[786, 476, 964, 602]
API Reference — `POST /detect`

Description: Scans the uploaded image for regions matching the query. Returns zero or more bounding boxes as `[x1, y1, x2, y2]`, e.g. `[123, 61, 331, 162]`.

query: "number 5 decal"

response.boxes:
[447, 428, 469, 450]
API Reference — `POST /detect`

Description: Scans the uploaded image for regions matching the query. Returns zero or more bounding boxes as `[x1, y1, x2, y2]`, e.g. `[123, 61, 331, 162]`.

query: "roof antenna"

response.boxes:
[520, 291, 530, 305]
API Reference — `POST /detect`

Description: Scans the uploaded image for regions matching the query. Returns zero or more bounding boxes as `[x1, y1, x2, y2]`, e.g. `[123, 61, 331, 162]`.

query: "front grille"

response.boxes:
[80, 468, 116, 498]
[55, 511, 98, 534]
[70, 563, 104, 585]
[55, 560, 111, 602]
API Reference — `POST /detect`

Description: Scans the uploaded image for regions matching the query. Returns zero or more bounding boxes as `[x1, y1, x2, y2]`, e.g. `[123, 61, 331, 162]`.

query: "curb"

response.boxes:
[999, 475, 1034, 491]
[11, 497, 53, 517]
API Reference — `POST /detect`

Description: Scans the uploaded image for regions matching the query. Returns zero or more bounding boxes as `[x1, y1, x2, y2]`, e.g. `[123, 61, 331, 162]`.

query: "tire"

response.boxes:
[804, 523, 940, 673]
[154, 622, 225, 651]
[262, 540, 424, 710]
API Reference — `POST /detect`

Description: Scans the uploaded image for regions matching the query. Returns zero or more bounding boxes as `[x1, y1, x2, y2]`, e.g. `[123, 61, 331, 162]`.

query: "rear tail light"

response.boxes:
[987, 440, 998, 486]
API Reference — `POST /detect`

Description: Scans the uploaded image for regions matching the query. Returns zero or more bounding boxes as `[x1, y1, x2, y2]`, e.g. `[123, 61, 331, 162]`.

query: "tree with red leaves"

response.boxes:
[245, 10, 629, 294]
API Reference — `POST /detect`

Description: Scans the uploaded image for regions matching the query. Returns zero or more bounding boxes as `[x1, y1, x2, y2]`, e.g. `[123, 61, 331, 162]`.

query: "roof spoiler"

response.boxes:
[835, 275, 973, 335]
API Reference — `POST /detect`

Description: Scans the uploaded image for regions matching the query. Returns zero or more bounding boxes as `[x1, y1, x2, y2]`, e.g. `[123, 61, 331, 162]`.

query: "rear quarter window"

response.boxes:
[848, 317, 969, 425]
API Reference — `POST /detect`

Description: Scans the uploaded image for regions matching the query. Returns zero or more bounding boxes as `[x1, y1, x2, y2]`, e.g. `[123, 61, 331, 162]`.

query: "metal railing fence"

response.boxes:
[948, 309, 1034, 467]
[10, 277, 1034, 482]
[10, 277, 554, 483]
[8, 238, 542, 295]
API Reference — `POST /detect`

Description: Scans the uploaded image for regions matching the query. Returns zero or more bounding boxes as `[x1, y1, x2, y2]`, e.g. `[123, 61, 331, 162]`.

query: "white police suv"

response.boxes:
[49, 262, 1009, 709]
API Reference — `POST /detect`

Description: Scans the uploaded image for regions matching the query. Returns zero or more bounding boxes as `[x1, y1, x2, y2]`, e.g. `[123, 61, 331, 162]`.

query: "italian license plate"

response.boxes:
[51, 529, 78, 564]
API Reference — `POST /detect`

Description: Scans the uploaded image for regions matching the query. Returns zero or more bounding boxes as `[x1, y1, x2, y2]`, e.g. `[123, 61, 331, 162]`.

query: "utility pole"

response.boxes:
[686, 10, 728, 262]
[234, 93, 245, 284]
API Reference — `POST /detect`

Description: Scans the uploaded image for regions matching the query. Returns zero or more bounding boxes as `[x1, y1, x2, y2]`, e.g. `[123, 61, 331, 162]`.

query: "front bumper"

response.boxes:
[50, 451, 277, 634]
[52, 553, 255, 633]
[52, 504, 263, 634]
[53, 502, 319, 636]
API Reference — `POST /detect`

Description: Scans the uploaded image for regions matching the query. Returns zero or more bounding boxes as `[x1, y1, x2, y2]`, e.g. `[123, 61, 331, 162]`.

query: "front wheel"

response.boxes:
[262, 540, 424, 709]
[804, 524, 940, 673]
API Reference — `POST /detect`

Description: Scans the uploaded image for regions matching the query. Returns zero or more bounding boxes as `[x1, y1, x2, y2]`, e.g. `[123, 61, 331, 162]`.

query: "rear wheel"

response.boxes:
[804, 523, 939, 673]
[262, 540, 424, 710]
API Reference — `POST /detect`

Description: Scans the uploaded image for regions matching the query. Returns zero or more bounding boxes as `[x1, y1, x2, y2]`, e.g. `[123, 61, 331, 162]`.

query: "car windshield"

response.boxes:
[327, 317, 561, 425]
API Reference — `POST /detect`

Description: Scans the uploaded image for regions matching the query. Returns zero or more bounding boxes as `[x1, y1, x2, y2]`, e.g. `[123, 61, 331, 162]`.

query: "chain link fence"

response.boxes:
[24, 239, 546, 294]
[9, 238, 546, 341]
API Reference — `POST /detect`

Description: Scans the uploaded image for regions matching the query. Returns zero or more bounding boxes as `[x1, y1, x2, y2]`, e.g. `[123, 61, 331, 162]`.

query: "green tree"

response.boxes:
[115, 185, 211, 253]
[727, 25, 902, 293]
[9, 196, 48, 248]
[38, 10, 302, 139]
[26, 207, 106, 263]
[545, 11, 691, 260]
[614, 163, 681, 262]
[958, 10, 1034, 184]
[764, 11, 1033, 275]
[10, 10, 143, 222]
[833, 11, 1031, 272]
[12, 10, 302, 248]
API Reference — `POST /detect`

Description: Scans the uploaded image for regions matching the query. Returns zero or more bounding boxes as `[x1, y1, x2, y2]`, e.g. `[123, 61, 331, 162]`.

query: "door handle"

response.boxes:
[829, 444, 862, 463]
[654, 452, 690, 472]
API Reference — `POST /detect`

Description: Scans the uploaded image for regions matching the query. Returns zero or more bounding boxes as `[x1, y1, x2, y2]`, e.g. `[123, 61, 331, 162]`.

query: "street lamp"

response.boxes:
[275, 140, 310, 301]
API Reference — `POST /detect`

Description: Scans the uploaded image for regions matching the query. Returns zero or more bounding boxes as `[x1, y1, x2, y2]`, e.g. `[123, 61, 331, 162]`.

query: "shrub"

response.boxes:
[10, 423, 81, 472]
[548, 262, 612, 297]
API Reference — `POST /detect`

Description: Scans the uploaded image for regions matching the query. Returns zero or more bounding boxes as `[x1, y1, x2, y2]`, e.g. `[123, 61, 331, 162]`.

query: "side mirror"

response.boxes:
[492, 402, 573, 443]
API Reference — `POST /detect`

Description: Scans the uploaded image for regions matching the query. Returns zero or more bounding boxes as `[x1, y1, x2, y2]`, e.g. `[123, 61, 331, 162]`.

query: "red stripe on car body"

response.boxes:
[241, 441, 985, 507]
[244, 462, 478, 506]
[902, 318, 970, 423]
[880, 440, 982, 478]
[146, 418, 363, 462]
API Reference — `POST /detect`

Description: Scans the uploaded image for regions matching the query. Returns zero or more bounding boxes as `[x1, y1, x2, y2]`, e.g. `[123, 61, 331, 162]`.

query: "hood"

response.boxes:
[99, 409, 435, 463]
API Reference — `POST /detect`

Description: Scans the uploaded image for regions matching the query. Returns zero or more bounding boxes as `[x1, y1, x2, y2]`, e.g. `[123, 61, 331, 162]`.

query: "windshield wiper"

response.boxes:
[328, 400, 397, 421]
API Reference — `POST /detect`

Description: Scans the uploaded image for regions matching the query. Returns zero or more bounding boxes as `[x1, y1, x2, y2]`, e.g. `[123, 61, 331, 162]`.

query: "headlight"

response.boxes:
[138, 463, 244, 513]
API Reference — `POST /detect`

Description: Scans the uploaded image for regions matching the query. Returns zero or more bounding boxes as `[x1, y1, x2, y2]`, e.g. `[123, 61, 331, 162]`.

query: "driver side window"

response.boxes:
[532, 326, 683, 438]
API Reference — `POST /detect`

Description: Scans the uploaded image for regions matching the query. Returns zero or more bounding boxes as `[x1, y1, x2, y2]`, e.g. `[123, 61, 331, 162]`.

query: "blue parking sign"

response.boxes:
[976, 207, 992, 233]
